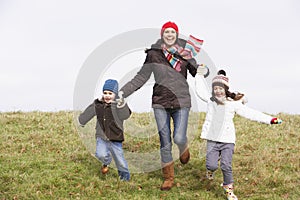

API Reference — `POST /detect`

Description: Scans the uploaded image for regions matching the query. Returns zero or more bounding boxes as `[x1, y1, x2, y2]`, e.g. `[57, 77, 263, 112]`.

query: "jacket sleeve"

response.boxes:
[78, 103, 96, 126]
[195, 74, 210, 103]
[186, 58, 198, 77]
[117, 103, 132, 120]
[119, 53, 153, 98]
[234, 101, 272, 124]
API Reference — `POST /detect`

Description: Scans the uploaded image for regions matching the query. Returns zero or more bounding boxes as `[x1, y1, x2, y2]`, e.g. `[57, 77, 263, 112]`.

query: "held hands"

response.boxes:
[116, 91, 126, 108]
[271, 118, 282, 124]
[197, 64, 210, 78]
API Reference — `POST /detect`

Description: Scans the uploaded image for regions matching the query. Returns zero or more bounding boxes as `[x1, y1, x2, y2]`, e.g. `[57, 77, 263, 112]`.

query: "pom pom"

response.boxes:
[217, 69, 226, 76]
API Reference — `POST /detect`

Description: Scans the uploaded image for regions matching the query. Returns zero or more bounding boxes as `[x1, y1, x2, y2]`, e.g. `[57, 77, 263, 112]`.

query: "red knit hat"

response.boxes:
[161, 21, 179, 36]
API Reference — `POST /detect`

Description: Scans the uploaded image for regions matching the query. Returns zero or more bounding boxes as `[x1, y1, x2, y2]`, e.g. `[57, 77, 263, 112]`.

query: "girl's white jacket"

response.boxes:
[201, 99, 273, 144]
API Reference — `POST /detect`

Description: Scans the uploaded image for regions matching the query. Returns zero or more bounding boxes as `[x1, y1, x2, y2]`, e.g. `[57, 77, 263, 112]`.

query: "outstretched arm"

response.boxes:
[119, 62, 153, 98]
[235, 102, 282, 124]
[78, 102, 96, 126]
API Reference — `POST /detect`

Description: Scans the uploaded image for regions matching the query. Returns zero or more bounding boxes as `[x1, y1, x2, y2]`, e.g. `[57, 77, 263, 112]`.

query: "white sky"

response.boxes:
[1, 0, 300, 114]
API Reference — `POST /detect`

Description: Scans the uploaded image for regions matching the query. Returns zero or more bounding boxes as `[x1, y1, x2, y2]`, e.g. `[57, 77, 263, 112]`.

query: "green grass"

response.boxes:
[0, 111, 299, 199]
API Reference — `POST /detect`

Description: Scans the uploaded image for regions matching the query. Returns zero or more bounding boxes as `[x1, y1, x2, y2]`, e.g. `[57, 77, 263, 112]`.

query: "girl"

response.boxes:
[200, 70, 282, 200]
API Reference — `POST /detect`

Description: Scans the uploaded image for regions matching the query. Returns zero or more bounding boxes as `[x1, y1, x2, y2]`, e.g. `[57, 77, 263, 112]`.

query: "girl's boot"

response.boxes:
[206, 170, 214, 180]
[222, 183, 238, 200]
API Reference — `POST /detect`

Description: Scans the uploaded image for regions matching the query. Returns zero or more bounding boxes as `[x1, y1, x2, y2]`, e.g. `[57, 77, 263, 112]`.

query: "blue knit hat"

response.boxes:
[102, 79, 118, 94]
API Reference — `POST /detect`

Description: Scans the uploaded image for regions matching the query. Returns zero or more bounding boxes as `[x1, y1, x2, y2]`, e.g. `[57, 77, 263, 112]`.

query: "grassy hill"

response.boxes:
[0, 111, 299, 199]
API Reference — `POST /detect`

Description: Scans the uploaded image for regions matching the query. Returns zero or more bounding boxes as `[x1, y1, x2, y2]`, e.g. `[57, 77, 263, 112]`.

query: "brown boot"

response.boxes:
[180, 147, 190, 164]
[160, 162, 174, 191]
[101, 165, 109, 174]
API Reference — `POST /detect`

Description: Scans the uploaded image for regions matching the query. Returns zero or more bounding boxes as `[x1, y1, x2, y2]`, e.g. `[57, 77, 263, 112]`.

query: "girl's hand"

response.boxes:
[271, 118, 282, 124]
[197, 64, 210, 78]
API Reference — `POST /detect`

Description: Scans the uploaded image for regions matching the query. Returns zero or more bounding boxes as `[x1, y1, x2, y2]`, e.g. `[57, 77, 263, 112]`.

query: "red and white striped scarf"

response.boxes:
[162, 44, 183, 72]
[162, 35, 203, 72]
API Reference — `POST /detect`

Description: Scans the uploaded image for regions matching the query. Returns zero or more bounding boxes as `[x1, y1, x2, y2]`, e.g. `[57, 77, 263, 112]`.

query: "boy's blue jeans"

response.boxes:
[95, 137, 130, 181]
[153, 107, 190, 164]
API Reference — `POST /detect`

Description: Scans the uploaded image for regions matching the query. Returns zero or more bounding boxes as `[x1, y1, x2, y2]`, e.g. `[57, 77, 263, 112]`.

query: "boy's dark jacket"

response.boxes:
[78, 99, 131, 142]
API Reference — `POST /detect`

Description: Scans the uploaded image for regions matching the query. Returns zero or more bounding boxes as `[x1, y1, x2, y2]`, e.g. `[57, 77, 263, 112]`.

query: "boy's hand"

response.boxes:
[77, 118, 85, 127]
[118, 91, 124, 99]
[116, 91, 126, 108]
[271, 118, 282, 124]
[116, 99, 126, 108]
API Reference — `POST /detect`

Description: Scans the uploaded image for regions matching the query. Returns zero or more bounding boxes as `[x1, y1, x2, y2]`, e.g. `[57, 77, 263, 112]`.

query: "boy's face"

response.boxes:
[103, 90, 116, 104]
[162, 28, 177, 47]
[213, 85, 226, 98]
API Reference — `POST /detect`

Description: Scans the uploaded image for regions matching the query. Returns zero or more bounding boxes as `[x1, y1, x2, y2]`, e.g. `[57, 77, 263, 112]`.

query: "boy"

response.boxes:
[78, 79, 131, 181]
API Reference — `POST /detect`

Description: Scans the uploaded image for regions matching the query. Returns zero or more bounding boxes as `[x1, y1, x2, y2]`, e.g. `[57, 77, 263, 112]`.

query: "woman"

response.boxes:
[118, 21, 208, 190]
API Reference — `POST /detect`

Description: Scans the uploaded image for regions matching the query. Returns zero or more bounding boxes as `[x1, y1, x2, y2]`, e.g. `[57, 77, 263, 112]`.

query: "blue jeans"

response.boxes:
[153, 107, 190, 164]
[95, 137, 130, 181]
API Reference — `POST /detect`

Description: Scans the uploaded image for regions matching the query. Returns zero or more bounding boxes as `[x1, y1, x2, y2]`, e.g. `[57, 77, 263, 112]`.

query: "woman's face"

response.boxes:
[162, 28, 177, 47]
[103, 90, 116, 104]
[213, 85, 226, 98]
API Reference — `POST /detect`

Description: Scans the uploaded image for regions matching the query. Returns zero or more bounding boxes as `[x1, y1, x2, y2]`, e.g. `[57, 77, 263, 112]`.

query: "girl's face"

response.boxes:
[103, 90, 116, 104]
[213, 85, 226, 98]
[162, 28, 177, 47]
